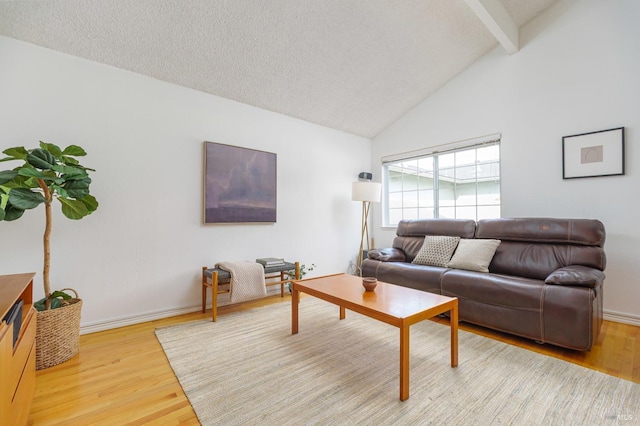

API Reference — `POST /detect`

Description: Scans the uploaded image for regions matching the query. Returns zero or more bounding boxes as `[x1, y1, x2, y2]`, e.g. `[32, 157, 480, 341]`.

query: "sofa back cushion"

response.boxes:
[476, 218, 606, 280]
[392, 219, 476, 262]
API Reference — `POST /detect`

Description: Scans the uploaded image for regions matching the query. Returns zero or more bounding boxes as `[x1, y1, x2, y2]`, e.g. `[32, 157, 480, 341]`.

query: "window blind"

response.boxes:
[381, 133, 501, 164]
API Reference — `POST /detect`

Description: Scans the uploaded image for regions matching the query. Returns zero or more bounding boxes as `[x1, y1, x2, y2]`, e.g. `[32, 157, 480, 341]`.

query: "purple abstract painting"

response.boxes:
[204, 142, 277, 223]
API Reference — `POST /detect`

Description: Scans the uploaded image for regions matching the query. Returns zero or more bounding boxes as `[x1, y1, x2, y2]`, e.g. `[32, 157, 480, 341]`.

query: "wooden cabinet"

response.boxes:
[0, 273, 36, 426]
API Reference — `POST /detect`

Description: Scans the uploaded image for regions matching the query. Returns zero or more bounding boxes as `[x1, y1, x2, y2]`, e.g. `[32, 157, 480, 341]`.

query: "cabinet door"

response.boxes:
[0, 323, 13, 426]
[11, 343, 36, 426]
[10, 309, 36, 395]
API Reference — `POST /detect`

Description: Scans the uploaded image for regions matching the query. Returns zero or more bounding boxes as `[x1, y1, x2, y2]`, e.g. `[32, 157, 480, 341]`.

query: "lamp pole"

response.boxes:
[356, 200, 371, 274]
[352, 179, 381, 276]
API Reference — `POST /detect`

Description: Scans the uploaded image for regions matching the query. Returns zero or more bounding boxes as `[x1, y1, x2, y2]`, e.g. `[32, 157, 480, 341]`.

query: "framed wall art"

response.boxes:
[562, 127, 625, 179]
[204, 142, 277, 223]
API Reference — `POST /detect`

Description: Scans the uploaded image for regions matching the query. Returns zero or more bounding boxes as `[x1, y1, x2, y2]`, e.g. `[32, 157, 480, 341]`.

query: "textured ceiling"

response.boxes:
[0, 0, 559, 138]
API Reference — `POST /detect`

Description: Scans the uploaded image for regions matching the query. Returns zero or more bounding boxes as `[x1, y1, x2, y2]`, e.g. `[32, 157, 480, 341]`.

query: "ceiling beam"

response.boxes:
[465, 0, 519, 54]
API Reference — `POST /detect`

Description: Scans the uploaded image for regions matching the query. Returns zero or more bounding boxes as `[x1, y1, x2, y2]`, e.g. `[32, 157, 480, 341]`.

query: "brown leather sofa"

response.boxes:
[361, 218, 606, 351]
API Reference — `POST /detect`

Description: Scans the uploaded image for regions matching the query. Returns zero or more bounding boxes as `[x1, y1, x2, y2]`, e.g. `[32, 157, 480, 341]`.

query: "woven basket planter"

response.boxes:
[35, 288, 82, 370]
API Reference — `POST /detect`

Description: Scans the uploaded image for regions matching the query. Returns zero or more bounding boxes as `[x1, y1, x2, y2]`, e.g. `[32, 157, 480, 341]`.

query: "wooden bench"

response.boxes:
[201, 262, 300, 321]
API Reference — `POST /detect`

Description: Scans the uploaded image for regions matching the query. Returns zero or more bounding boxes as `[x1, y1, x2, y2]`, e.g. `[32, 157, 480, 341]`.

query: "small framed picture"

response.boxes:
[562, 127, 625, 179]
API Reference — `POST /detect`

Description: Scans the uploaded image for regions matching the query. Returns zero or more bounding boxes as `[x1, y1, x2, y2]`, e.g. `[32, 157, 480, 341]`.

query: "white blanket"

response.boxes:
[216, 261, 266, 303]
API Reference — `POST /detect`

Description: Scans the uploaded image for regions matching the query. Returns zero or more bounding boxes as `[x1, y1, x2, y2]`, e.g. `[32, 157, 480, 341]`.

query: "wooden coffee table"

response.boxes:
[291, 273, 458, 401]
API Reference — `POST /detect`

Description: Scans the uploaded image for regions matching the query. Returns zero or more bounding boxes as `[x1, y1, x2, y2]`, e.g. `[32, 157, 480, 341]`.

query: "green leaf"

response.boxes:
[63, 177, 91, 199]
[62, 145, 87, 157]
[0, 170, 18, 184]
[41, 169, 60, 179]
[17, 167, 51, 180]
[34, 298, 45, 311]
[60, 155, 79, 166]
[33, 290, 73, 311]
[0, 191, 8, 209]
[27, 148, 57, 170]
[50, 290, 72, 300]
[34, 297, 62, 311]
[0, 191, 6, 220]
[79, 194, 99, 213]
[18, 168, 64, 185]
[3, 174, 34, 189]
[53, 164, 87, 176]
[53, 164, 87, 179]
[39, 141, 63, 157]
[58, 197, 89, 219]
[3, 204, 25, 221]
[10, 175, 40, 189]
[16, 167, 41, 177]
[8, 188, 45, 209]
[52, 184, 69, 198]
[66, 187, 89, 198]
[1, 146, 28, 160]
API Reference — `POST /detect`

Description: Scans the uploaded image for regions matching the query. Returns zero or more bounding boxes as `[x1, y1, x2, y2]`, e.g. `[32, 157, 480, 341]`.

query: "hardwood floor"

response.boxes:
[29, 295, 639, 425]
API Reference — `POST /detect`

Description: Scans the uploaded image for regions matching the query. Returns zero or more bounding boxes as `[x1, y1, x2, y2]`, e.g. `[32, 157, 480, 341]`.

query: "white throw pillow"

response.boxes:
[447, 239, 501, 273]
[412, 236, 461, 267]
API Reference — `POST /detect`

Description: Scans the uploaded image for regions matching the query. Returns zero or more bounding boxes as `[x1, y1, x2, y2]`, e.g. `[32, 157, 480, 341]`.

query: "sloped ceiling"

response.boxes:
[0, 0, 559, 138]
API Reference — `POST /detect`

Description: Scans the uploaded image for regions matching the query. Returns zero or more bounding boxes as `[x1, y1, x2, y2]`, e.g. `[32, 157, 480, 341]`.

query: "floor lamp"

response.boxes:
[352, 179, 381, 275]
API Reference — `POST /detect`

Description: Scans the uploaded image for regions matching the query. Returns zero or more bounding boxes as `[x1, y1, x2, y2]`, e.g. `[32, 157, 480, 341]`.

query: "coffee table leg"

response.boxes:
[340, 306, 346, 320]
[451, 299, 458, 367]
[400, 324, 410, 401]
[292, 287, 299, 334]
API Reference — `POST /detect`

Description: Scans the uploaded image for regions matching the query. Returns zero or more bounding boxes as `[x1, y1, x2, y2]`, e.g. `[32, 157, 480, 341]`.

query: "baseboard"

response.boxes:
[80, 286, 286, 334]
[603, 309, 640, 327]
[80, 305, 202, 334]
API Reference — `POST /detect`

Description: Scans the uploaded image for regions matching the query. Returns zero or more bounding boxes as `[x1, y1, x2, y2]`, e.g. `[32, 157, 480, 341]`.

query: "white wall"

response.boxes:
[0, 36, 370, 331]
[371, 0, 640, 323]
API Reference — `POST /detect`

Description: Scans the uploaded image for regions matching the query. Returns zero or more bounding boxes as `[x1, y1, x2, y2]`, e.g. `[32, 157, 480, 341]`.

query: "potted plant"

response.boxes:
[0, 141, 98, 369]
[299, 263, 316, 279]
[287, 263, 315, 293]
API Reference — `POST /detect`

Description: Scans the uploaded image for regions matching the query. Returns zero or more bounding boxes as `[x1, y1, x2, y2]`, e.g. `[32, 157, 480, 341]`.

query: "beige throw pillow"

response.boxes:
[447, 239, 501, 273]
[412, 236, 461, 267]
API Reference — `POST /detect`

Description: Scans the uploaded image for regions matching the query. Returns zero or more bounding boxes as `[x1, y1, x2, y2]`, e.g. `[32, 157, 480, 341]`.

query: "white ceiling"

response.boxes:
[0, 0, 560, 138]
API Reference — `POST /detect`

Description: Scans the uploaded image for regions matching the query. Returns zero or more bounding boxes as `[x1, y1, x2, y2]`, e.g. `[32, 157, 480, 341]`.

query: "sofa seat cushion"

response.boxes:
[441, 269, 544, 311]
[441, 270, 546, 341]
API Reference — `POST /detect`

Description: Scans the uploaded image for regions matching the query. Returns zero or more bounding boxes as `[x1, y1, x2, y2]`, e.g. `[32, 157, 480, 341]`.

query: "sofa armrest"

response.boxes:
[367, 248, 406, 262]
[545, 265, 605, 288]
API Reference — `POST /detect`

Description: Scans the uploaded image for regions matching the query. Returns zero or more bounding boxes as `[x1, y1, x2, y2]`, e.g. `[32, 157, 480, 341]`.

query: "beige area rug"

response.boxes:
[155, 298, 639, 425]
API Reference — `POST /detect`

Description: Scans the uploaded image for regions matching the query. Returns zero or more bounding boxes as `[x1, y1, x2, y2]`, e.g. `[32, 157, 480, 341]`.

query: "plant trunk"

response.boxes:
[38, 179, 52, 310]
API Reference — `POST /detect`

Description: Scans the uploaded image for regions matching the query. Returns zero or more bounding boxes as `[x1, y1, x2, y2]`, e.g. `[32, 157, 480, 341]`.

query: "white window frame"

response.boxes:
[382, 134, 501, 227]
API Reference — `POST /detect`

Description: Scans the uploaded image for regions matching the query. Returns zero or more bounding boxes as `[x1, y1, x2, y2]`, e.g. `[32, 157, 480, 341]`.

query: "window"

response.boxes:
[383, 139, 500, 226]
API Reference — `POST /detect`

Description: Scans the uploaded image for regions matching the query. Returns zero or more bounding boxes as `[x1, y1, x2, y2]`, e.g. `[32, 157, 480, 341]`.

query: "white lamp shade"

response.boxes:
[352, 181, 381, 202]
